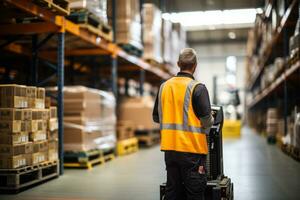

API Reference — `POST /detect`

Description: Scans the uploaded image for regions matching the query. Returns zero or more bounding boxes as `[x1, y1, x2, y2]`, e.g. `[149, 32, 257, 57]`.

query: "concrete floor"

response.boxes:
[1, 127, 300, 200]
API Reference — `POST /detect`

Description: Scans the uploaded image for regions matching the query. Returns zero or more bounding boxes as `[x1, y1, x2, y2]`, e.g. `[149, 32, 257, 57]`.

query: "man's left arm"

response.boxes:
[192, 84, 214, 128]
[152, 92, 159, 123]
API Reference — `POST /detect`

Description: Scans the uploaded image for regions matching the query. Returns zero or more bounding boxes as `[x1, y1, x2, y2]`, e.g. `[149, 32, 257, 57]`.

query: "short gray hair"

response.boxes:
[178, 48, 198, 70]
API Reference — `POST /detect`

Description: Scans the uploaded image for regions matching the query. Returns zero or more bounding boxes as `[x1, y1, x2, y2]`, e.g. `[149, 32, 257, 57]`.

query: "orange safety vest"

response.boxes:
[158, 76, 208, 154]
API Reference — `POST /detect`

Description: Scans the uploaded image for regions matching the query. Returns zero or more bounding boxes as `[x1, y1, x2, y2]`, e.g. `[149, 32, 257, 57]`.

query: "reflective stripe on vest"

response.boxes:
[158, 80, 209, 135]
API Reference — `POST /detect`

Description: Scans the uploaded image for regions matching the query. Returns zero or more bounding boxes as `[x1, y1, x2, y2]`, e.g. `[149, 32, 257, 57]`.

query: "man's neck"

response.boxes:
[180, 70, 193, 75]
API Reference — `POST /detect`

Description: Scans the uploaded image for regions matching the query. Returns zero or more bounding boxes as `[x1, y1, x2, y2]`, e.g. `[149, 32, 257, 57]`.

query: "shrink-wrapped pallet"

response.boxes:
[48, 86, 116, 152]
[142, 3, 162, 63]
[69, 0, 108, 23]
[162, 19, 172, 64]
[108, 0, 142, 50]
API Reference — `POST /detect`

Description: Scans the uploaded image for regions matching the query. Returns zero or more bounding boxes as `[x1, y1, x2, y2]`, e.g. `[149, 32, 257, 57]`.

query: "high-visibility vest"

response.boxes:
[158, 76, 208, 154]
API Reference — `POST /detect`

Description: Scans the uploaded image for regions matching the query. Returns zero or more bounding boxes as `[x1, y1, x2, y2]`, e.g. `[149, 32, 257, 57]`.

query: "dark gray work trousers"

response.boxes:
[164, 151, 207, 200]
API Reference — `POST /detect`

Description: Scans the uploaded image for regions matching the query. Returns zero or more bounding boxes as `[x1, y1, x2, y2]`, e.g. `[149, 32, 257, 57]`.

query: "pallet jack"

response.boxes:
[160, 106, 234, 200]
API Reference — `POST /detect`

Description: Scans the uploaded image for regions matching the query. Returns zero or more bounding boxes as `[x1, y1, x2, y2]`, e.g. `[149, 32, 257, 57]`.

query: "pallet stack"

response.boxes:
[118, 96, 160, 147]
[266, 108, 278, 144]
[116, 120, 138, 156]
[68, 0, 112, 41]
[48, 86, 116, 168]
[142, 3, 162, 64]
[108, 0, 143, 56]
[0, 84, 59, 192]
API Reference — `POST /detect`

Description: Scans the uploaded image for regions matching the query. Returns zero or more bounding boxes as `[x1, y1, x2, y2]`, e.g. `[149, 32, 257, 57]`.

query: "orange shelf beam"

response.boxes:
[0, 22, 60, 35]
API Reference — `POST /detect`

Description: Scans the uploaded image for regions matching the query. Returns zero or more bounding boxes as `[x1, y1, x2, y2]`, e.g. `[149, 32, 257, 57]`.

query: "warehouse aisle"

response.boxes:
[1, 127, 300, 200]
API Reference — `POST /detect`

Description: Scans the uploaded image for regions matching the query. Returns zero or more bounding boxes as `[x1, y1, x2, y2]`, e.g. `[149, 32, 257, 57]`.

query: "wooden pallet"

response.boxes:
[102, 148, 115, 162]
[135, 129, 160, 147]
[117, 137, 139, 156]
[67, 10, 113, 42]
[32, 0, 70, 16]
[119, 43, 143, 57]
[0, 160, 59, 193]
[64, 149, 105, 169]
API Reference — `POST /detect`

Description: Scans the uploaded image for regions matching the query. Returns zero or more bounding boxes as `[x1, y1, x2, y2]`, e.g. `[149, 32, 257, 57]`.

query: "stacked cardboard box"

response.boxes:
[108, 0, 142, 50]
[118, 96, 159, 131]
[0, 84, 58, 169]
[117, 120, 135, 140]
[142, 3, 162, 63]
[49, 86, 116, 152]
[266, 108, 278, 139]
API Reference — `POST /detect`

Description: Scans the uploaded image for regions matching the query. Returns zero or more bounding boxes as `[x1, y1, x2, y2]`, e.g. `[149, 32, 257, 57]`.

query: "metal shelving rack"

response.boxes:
[246, 0, 299, 136]
[0, 0, 173, 174]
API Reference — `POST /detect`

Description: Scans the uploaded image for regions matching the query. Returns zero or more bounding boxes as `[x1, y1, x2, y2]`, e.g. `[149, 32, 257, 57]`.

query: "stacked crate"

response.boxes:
[0, 84, 58, 169]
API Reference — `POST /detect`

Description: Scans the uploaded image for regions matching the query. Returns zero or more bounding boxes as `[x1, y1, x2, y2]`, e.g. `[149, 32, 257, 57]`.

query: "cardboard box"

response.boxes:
[0, 85, 28, 108]
[33, 141, 48, 153]
[0, 120, 22, 133]
[28, 120, 46, 132]
[49, 106, 57, 119]
[0, 96, 28, 108]
[48, 130, 58, 140]
[48, 139, 58, 150]
[48, 118, 58, 131]
[0, 132, 29, 145]
[33, 98, 45, 109]
[32, 109, 46, 120]
[48, 149, 58, 161]
[0, 154, 27, 169]
[117, 120, 135, 140]
[37, 88, 45, 99]
[29, 131, 47, 142]
[26, 86, 37, 98]
[0, 142, 33, 156]
[64, 129, 104, 151]
[0, 84, 26, 97]
[0, 108, 22, 120]
[31, 152, 48, 165]
[45, 97, 52, 108]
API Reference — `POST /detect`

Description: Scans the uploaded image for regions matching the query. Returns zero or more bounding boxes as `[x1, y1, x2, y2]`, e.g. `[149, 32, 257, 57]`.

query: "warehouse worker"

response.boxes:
[153, 48, 214, 200]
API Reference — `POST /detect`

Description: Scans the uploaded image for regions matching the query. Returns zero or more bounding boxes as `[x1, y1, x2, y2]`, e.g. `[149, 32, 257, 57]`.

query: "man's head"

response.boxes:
[177, 48, 198, 74]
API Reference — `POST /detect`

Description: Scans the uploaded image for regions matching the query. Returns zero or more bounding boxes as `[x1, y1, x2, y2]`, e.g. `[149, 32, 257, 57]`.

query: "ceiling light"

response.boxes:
[163, 8, 258, 31]
[228, 32, 236, 39]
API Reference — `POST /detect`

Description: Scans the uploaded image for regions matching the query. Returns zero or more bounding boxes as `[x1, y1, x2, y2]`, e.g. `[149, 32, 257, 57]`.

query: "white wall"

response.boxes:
[191, 42, 247, 111]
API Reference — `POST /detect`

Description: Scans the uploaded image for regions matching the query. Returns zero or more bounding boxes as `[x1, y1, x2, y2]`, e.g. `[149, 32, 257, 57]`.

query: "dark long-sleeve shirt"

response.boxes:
[152, 72, 212, 125]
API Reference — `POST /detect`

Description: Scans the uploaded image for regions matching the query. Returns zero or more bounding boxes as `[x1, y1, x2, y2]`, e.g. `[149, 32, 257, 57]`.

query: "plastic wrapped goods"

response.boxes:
[47, 86, 116, 151]
[142, 3, 162, 63]
[107, 0, 142, 50]
[162, 19, 172, 64]
[69, 0, 108, 23]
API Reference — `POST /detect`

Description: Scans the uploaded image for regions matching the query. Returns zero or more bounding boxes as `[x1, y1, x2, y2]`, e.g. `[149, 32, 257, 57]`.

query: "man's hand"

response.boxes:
[198, 165, 205, 174]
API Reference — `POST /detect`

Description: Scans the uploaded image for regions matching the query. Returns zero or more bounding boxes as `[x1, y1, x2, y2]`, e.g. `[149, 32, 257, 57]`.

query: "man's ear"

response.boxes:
[177, 61, 181, 68]
[192, 64, 197, 73]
